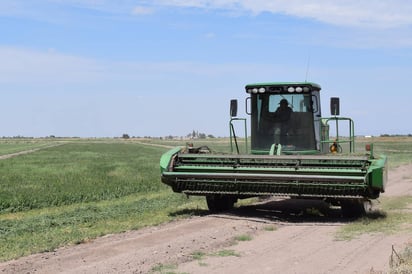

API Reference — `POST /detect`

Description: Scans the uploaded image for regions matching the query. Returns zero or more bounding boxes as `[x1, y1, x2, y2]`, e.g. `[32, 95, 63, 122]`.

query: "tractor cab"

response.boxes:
[244, 82, 322, 155]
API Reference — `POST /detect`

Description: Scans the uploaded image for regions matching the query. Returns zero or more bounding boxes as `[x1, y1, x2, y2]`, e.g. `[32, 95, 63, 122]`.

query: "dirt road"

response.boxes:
[1, 164, 412, 274]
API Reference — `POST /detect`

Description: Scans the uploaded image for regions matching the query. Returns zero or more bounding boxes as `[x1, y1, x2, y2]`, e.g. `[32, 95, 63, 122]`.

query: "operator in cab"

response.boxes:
[273, 99, 293, 144]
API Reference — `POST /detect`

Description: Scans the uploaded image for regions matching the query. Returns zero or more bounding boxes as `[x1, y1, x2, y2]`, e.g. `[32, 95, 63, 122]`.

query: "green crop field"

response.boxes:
[0, 139, 208, 261]
[355, 136, 412, 168]
[0, 137, 411, 262]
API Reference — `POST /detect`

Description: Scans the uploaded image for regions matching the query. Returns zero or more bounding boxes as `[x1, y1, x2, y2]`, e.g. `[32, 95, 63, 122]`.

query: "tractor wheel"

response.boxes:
[340, 199, 367, 218]
[206, 195, 236, 212]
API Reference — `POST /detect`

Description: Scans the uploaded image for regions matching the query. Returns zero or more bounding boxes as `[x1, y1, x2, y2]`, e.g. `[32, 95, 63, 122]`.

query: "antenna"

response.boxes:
[305, 54, 311, 82]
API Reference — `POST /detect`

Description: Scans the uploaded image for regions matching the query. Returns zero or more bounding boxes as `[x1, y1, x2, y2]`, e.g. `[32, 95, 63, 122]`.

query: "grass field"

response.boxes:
[0, 137, 411, 261]
[0, 139, 207, 261]
[355, 136, 412, 168]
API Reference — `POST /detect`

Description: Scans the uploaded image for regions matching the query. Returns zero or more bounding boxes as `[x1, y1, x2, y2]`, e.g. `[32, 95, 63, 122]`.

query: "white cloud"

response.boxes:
[131, 6, 154, 15]
[0, 46, 104, 86]
[0, 46, 300, 92]
[153, 0, 412, 28]
[2, 1, 411, 28]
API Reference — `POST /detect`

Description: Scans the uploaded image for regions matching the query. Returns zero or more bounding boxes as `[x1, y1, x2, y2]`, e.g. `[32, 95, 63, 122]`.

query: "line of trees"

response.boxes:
[120, 130, 216, 140]
[186, 130, 215, 139]
[380, 134, 412, 137]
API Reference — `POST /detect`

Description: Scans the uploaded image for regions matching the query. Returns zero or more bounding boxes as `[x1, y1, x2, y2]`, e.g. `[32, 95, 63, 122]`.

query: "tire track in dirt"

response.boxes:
[176, 221, 410, 274]
[0, 215, 267, 274]
[133, 141, 174, 149]
[0, 143, 65, 160]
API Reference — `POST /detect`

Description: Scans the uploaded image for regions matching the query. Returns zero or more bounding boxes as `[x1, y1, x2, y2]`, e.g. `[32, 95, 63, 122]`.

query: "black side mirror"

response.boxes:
[230, 99, 238, 117]
[330, 97, 340, 116]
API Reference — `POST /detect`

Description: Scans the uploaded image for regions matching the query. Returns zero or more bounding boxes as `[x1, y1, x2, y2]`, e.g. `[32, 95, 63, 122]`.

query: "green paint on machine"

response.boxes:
[160, 82, 387, 217]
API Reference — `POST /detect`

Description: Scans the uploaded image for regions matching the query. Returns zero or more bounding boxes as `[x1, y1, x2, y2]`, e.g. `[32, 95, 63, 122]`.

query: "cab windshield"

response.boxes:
[252, 93, 316, 152]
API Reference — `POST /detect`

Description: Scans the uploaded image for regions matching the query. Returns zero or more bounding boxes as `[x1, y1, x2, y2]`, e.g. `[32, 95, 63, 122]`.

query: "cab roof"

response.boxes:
[245, 82, 321, 91]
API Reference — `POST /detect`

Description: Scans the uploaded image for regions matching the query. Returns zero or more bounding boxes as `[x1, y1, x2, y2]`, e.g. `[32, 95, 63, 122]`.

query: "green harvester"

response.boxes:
[160, 82, 387, 217]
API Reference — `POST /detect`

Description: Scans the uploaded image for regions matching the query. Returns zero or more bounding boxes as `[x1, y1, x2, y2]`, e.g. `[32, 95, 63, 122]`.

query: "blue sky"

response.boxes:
[1, 0, 411, 137]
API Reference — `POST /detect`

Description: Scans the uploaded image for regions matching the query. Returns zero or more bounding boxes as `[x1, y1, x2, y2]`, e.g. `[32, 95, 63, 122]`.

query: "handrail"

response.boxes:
[229, 118, 248, 154]
[321, 117, 355, 153]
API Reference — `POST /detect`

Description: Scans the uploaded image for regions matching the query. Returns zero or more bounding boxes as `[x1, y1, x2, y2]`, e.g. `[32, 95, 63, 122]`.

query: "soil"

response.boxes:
[1, 164, 412, 274]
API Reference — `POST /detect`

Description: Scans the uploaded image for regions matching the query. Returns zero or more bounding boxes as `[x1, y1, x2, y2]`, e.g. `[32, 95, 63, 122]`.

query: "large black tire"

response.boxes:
[340, 199, 366, 218]
[206, 195, 236, 212]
